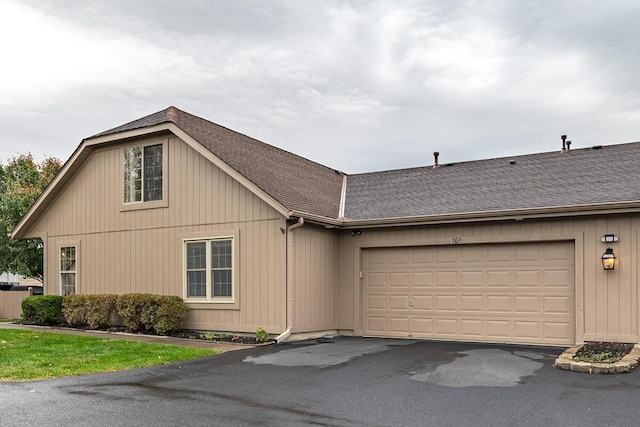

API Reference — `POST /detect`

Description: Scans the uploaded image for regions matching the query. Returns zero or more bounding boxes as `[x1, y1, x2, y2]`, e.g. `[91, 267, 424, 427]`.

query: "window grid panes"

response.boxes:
[211, 240, 232, 297]
[143, 144, 163, 201]
[124, 144, 162, 203]
[185, 238, 233, 300]
[60, 246, 76, 296]
[186, 242, 206, 297]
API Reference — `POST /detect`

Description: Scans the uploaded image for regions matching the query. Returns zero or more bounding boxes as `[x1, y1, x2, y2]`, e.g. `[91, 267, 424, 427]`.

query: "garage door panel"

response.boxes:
[514, 296, 541, 314]
[543, 270, 572, 288]
[460, 271, 483, 287]
[460, 295, 484, 312]
[411, 247, 434, 264]
[543, 296, 572, 314]
[436, 247, 458, 263]
[461, 248, 484, 263]
[514, 270, 541, 288]
[367, 294, 387, 310]
[543, 242, 573, 262]
[435, 319, 458, 335]
[411, 272, 433, 287]
[412, 318, 433, 335]
[364, 241, 574, 345]
[390, 249, 410, 265]
[514, 321, 541, 339]
[389, 317, 410, 334]
[487, 246, 511, 262]
[486, 295, 511, 313]
[487, 271, 511, 287]
[543, 322, 572, 342]
[412, 295, 433, 311]
[460, 319, 484, 337]
[486, 320, 511, 338]
[514, 245, 541, 262]
[367, 272, 387, 287]
[435, 271, 458, 287]
[389, 272, 410, 287]
[389, 295, 408, 310]
[366, 316, 386, 333]
[435, 295, 458, 312]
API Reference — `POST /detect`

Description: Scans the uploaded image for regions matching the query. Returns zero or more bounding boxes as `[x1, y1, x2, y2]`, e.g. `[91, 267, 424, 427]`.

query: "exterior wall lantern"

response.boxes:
[601, 247, 616, 271]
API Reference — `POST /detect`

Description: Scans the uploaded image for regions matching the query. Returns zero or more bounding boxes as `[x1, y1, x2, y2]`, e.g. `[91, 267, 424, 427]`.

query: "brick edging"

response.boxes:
[554, 344, 640, 374]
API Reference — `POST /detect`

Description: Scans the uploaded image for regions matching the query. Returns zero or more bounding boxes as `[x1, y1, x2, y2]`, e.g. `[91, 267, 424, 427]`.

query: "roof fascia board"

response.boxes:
[83, 124, 174, 146]
[341, 201, 640, 229]
[166, 124, 291, 219]
[11, 141, 94, 239]
[288, 210, 342, 226]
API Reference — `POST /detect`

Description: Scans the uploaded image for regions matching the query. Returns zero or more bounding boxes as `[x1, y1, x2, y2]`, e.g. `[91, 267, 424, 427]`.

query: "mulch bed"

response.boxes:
[573, 342, 634, 363]
[168, 330, 268, 345]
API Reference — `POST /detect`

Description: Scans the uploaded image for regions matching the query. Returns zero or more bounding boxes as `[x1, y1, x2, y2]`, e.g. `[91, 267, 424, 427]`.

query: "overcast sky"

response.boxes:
[1, 0, 639, 173]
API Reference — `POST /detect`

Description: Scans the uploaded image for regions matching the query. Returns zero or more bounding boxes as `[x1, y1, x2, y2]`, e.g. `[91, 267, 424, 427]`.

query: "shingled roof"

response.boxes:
[344, 142, 640, 220]
[90, 106, 344, 220]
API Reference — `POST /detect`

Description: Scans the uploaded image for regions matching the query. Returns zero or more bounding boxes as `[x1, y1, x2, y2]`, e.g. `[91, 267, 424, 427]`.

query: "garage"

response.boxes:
[363, 241, 575, 345]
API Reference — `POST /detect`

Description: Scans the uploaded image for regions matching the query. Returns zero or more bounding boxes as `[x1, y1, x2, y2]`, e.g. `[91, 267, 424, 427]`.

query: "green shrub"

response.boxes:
[22, 295, 64, 325]
[255, 327, 269, 342]
[85, 294, 117, 329]
[140, 294, 161, 332]
[116, 293, 154, 332]
[62, 294, 87, 326]
[152, 296, 189, 335]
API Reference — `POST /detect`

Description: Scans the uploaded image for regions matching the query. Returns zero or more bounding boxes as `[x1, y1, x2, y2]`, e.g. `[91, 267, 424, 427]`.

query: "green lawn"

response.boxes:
[0, 329, 216, 382]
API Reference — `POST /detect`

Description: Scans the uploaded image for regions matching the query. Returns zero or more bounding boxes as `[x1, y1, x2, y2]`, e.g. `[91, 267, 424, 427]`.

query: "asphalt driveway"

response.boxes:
[2, 337, 640, 426]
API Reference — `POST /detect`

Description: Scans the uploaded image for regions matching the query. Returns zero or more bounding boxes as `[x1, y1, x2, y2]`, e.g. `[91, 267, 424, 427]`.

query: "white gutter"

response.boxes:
[276, 217, 304, 343]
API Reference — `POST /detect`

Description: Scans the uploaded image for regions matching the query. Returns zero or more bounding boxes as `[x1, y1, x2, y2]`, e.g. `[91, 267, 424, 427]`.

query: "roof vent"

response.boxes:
[509, 159, 517, 165]
[592, 145, 603, 150]
[566, 140, 571, 151]
[561, 135, 567, 152]
[433, 152, 440, 168]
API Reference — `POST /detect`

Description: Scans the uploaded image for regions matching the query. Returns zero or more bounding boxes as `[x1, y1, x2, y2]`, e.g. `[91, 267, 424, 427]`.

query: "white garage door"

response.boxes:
[363, 242, 574, 345]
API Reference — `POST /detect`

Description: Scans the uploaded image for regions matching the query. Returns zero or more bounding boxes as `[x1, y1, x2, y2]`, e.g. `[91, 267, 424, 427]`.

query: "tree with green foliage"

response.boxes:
[0, 154, 62, 281]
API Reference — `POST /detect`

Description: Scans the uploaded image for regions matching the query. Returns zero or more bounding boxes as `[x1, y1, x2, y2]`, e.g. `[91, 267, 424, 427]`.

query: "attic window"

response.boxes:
[124, 144, 163, 203]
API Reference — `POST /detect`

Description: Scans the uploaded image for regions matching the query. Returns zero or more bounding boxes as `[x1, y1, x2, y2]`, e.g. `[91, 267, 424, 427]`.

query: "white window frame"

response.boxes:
[59, 244, 78, 296]
[183, 233, 238, 305]
[121, 139, 168, 211]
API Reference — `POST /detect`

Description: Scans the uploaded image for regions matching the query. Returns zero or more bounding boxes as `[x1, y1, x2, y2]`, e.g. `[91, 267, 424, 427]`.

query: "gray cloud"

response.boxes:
[1, 0, 639, 173]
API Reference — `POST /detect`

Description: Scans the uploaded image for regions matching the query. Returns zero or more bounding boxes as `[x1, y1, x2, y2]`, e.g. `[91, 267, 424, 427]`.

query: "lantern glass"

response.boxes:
[601, 248, 616, 270]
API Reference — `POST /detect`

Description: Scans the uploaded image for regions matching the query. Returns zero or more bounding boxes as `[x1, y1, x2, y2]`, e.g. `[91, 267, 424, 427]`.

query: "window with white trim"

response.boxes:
[185, 238, 234, 301]
[60, 246, 77, 296]
[124, 144, 163, 203]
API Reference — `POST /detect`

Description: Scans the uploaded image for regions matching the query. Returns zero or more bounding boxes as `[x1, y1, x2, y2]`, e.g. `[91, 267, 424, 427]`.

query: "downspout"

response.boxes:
[276, 217, 304, 343]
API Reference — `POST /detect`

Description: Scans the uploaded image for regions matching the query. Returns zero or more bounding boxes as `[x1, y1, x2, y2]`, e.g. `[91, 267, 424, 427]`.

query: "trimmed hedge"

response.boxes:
[86, 294, 117, 329]
[116, 293, 153, 333]
[22, 295, 64, 325]
[29, 293, 189, 334]
[148, 295, 190, 335]
[61, 294, 87, 326]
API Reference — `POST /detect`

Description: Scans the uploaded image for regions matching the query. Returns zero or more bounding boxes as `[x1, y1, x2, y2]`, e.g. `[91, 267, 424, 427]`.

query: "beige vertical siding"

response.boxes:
[290, 225, 338, 333]
[338, 215, 640, 344]
[27, 134, 287, 333]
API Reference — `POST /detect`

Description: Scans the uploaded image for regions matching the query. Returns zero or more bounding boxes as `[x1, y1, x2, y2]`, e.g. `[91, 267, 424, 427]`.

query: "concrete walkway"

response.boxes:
[0, 322, 256, 352]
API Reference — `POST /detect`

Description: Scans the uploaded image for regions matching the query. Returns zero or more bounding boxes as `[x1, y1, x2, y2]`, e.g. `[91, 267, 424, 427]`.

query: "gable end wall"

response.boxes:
[29, 135, 287, 333]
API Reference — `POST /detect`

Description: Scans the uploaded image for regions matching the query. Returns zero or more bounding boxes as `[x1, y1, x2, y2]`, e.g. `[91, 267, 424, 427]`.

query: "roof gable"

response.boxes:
[91, 107, 344, 220]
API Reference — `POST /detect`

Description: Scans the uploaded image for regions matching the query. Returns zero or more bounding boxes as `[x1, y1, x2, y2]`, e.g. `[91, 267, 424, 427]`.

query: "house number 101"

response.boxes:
[452, 237, 462, 244]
